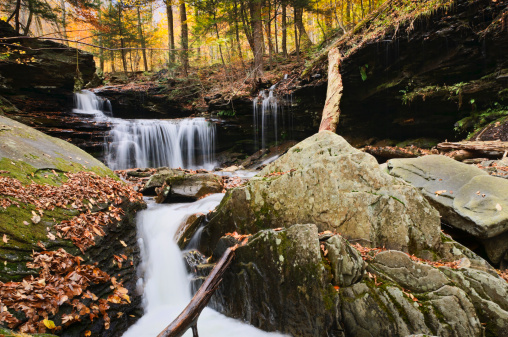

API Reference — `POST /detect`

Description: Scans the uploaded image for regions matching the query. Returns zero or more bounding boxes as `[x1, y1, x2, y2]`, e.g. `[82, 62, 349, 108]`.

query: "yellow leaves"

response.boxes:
[120, 240, 127, 247]
[43, 318, 56, 329]
[434, 190, 446, 195]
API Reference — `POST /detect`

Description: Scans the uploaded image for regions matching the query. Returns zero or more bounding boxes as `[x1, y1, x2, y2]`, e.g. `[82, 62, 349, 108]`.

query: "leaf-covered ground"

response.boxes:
[0, 170, 143, 334]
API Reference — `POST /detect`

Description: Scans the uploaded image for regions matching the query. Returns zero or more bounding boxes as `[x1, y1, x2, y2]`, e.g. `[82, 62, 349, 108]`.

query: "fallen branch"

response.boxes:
[437, 141, 508, 158]
[157, 247, 236, 337]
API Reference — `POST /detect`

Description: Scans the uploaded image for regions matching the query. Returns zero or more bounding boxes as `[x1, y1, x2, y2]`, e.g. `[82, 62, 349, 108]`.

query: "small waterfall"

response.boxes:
[73, 90, 112, 118]
[253, 80, 293, 151]
[105, 118, 216, 171]
[122, 195, 286, 337]
[73, 90, 216, 170]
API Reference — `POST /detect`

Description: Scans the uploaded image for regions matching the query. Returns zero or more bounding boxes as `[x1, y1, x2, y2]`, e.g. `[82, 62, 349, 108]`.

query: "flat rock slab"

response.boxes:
[387, 155, 508, 238]
[387, 155, 508, 263]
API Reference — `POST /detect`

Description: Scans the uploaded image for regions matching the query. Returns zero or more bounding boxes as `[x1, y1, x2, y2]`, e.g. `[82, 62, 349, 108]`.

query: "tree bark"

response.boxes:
[118, 2, 128, 74]
[250, 0, 264, 78]
[319, 47, 342, 133]
[136, 6, 149, 71]
[294, 6, 312, 48]
[23, 0, 33, 36]
[233, 0, 246, 68]
[157, 248, 236, 337]
[165, 0, 175, 64]
[98, 0, 104, 72]
[281, 0, 287, 57]
[180, 1, 189, 77]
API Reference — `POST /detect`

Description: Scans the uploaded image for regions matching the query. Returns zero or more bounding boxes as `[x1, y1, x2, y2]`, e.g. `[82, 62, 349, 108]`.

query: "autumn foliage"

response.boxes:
[0, 171, 143, 334]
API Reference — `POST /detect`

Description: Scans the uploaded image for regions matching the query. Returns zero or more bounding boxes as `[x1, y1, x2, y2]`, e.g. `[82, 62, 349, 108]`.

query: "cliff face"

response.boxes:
[0, 20, 95, 98]
[305, 0, 508, 145]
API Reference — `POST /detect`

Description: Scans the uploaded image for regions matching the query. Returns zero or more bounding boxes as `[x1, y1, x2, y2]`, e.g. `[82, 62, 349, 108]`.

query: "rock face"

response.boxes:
[0, 116, 145, 336]
[0, 20, 95, 97]
[387, 155, 508, 264]
[201, 131, 442, 257]
[335, 0, 508, 143]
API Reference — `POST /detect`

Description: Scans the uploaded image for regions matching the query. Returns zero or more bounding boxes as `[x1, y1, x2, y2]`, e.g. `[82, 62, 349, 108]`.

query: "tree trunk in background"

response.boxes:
[165, 0, 175, 64]
[319, 48, 342, 133]
[137, 6, 149, 71]
[110, 50, 116, 72]
[98, 0, 104, 72]
[118, 3, 128, 74]
[294, 6, 312, 48]
[60, 0, 69, 45]
[23, 0, 33, 35]
[250, 0, 264, 78]
[294, 11, 299, 61]
[180, 1, 189, 77]
[233, 0, 245, 68]
[281, 0, 287, 57]
[264, 0, 273, 70]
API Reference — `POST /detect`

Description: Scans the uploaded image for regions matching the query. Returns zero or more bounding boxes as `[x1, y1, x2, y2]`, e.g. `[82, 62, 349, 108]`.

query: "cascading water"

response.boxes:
[122, 194, 285, 337]
[73, 90, 216, 170]
[253, 79, 293, 151]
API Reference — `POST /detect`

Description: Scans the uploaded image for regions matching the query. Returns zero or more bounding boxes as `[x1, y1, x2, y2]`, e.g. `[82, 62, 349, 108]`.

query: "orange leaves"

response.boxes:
[0, 248, 130, 333]
[225, 231, 251, 245]
[351, 243, 386, 261]
[263, 169, 297, 178]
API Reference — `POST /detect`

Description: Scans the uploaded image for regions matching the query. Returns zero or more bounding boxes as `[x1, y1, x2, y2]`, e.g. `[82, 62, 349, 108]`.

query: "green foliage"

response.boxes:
[360, 64, 369, 81]
[216, 110, 235, 117]
[454, 102, 508, 136]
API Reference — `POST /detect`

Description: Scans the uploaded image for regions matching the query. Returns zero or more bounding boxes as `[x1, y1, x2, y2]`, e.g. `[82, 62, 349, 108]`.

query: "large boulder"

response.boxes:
[0, 116, 145, 336]
[387, 155, 508, 264]
[200, 131, 442, 257]
[154, 172, 223, 203]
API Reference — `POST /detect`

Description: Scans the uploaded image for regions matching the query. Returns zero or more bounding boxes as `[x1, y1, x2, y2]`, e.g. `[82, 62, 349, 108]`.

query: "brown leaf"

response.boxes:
[3, 234, 9, 243]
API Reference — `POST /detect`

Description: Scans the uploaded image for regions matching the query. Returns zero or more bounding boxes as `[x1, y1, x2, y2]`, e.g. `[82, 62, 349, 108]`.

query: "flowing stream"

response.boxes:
[122, 194, 285, 337]
[72, 91, 284, 336]
[73, 90, 216, 170]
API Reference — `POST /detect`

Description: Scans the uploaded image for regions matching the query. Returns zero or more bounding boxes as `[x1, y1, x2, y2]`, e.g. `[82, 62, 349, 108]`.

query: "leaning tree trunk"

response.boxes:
[319, 47, 342, 133]
[281, 0, 287, 57]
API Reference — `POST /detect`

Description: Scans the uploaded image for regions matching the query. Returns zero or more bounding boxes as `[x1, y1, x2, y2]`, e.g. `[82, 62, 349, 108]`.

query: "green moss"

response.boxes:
[0, 202, 79, 281]
[0, 327, 58, 337]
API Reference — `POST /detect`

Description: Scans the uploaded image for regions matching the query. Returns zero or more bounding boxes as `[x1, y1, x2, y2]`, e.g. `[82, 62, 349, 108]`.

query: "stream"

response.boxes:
[73, 91, 286, 336]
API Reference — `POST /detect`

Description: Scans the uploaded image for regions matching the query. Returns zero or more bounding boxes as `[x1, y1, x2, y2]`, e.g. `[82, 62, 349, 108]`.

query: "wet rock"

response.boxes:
[174, 213, 205, 249]
[387, 155, 508, 263]
[201, 131, 442, 256]
[155, 173, 223, 203]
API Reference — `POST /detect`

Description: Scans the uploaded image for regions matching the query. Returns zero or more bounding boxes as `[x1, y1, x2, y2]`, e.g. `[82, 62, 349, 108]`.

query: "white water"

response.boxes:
[253, 79, 293, 152]
[73, 90, 216, 170]
[123, 194, 285, 337]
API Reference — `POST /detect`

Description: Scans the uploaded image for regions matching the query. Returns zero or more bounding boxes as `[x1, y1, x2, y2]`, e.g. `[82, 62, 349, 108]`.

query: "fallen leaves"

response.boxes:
[2, 235, 8, 244]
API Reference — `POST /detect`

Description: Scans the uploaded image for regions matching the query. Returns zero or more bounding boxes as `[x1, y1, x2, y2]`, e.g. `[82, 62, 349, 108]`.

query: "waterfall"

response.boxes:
[122, 195, 285, 337]
[73, 90, 216, 170]
[105, 118, 216, 171]
[253, 80, 293, 151]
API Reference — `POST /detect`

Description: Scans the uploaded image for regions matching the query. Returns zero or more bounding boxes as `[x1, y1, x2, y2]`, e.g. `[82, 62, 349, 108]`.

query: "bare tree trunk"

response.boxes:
[250, 0, 264, 78]
[137, 6, 149, 71]
[233, 0, 246, 68]
[118, 2, 128, 74]
[294, 6, 312, 48]
[98, 0, 104, 72]
[180, 1, 189, 77]
[110, 50, 116, 73]
[319, 48, 342, 133]
[264, 0, 274, 70]
[165, 0, 175, 64]
[294, 9, 300, 61]
[281, 0, 287, 58]
[23, 0, 33, 35]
